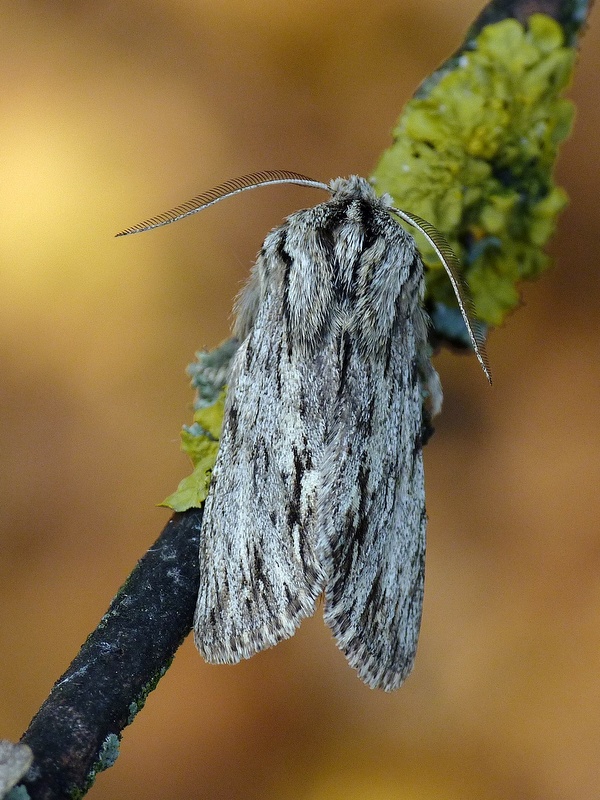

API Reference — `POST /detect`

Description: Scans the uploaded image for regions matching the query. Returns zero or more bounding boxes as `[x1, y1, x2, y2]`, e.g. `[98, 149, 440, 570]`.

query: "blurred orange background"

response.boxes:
[1, 2, 599, 799]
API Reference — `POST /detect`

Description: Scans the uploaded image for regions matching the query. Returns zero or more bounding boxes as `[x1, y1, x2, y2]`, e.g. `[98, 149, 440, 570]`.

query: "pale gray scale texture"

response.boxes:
[194, 175, 440, 690]
[194, 240, 333, 663]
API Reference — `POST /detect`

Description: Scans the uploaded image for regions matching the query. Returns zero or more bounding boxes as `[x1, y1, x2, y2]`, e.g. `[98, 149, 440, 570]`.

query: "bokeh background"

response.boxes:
[1, 2, 599, 799]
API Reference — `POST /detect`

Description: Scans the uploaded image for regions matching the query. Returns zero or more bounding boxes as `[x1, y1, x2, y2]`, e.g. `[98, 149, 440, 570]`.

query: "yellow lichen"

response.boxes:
[372, 14, 575, 325]
[161, 391, 225, 511]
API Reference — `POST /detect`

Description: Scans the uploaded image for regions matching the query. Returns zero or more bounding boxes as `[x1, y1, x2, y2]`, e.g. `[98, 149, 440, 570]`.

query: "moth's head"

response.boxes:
[328, 175, 380, 203]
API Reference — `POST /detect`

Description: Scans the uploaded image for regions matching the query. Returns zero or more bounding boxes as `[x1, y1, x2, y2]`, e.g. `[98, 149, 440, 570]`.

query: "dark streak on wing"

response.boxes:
[358, 200, 379, 252]
[383, 333, 394, 375]
[274, 338, 283, 397]
[277, 232, 294, 356]
[421, 408, 435, 447]
[359, 569, 383, 632]
[227, 403, 239, 443]
[411, 429, 423, 465]
[303, 435, 313, 471]
[244, 340, 254, 371]
[410, 356, 419, 387]
[408, 253, 421, 281]
[252, 541, 276, 610]
[319, 207, 345, 298]
[285, 457, 301, 532]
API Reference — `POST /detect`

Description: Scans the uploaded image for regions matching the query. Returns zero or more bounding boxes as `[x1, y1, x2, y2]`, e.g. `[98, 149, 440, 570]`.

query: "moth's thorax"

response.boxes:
[234, 182, 426, 351]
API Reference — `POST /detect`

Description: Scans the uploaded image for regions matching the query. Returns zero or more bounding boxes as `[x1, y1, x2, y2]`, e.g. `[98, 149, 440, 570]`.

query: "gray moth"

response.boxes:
[118, 171, 490, 691]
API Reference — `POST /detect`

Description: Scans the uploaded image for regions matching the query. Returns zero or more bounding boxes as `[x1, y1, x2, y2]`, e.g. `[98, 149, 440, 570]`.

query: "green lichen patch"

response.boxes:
[372, 14, 575, 326]
[161, 392, 225, 511]
[96, 734, 119, 772]
[77, 734, 121, 798]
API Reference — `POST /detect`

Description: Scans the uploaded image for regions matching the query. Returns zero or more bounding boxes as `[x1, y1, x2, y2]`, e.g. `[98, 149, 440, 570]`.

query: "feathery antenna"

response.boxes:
[116, 171, 328, 236]
[392, 207, 492, 383]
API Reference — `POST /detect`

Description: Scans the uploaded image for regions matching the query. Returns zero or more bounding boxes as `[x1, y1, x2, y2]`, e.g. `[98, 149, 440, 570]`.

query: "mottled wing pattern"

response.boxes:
[194, 223, 334, 664]
[315, 182, 432, 691]
[195, 176, 434, 690]
[320, 318, 428, 691]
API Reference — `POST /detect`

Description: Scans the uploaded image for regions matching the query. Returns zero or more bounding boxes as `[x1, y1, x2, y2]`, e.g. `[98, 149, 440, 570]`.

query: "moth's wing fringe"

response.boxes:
[196, 586, 322, 664]
[327, 622, 417, 691]
[324, 592, 417, 692]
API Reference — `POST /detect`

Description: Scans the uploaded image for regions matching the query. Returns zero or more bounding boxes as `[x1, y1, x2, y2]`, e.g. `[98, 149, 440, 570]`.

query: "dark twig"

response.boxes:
[19, 511, 202, 800]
